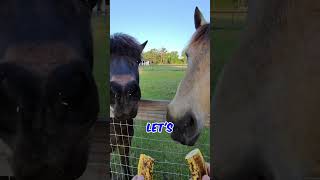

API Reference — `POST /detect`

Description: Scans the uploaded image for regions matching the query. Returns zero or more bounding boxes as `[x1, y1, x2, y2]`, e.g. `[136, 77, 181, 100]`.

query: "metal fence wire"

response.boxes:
[110, 110, 210, 180]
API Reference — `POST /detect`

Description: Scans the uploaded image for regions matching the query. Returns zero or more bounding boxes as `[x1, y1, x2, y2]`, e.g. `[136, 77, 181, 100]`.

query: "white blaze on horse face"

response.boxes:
[110, 74, 135, 86]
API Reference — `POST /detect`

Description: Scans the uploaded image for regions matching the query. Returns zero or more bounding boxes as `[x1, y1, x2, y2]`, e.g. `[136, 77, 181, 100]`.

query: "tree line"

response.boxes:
[142, 48, 187, 64]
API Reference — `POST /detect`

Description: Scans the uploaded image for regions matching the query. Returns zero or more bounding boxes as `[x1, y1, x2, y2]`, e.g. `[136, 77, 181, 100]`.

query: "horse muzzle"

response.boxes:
[167, 111, 200, 146]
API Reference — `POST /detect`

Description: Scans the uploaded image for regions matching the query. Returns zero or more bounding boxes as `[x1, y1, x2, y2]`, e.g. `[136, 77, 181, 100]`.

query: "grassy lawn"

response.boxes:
[92, 15, 108, 116]
[139, 65, 187, 100]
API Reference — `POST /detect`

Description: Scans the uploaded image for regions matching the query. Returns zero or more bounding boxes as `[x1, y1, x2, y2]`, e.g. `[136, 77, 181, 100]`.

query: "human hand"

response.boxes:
[202, 162, 210, 180]
[131, 175, 144, 180]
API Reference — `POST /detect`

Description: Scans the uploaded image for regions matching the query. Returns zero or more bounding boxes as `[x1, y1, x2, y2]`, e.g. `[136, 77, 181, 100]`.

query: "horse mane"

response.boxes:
[111, 33, 143, 62]
[190, 24, 210, 45]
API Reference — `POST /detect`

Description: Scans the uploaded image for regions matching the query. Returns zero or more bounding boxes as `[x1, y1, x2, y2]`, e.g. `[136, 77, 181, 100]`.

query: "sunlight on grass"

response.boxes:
[139, 65, 187, 100]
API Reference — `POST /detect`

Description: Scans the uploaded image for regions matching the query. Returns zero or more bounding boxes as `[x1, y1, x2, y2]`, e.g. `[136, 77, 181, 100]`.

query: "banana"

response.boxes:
[185, 148, 207, 180]
[137, 154, 154, 180]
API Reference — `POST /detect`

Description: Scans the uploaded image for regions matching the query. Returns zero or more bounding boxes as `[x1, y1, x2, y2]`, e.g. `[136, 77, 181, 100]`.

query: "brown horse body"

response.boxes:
[213, 0, 320, 179]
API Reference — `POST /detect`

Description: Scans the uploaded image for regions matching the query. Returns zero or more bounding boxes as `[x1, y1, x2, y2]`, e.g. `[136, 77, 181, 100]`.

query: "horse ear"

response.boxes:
[140, 41, 148, 51]
[194, 7, 207, 30]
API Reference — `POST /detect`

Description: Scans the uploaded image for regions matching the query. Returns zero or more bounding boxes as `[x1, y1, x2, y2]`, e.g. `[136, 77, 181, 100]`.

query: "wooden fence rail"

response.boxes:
[136, 99, 170, 121]
[136, 99, 210, 127]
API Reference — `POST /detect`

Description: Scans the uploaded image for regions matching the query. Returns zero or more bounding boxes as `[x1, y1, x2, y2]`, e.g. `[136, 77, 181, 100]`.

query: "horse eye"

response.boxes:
[185, 52, 189, 58]
[128, 90, 134, 96]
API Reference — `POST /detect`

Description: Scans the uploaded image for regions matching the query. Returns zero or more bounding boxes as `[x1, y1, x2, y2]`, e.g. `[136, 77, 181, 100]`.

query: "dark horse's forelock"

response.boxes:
[111, 33, 143, 63]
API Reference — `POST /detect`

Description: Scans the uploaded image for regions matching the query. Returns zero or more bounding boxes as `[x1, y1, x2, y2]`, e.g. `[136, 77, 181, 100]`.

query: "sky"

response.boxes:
[110, 0, 210, 56]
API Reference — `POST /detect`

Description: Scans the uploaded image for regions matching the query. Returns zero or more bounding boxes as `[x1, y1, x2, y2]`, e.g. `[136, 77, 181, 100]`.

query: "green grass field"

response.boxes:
[111, 65, 211, 179]
[139, 65, 187, 100]
[92, 15, 108, 116]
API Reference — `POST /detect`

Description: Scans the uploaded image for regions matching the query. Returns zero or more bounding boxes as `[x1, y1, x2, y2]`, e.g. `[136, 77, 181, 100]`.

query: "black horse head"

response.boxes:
[110, 33, 147, 120]
[0, 0, 99, 179]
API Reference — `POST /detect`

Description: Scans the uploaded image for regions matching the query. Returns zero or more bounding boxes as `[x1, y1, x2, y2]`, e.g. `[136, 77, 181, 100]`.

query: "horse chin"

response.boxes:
[114, 111, 137, 120]
[171, 131, 200, 146]
[113, 103, 139, 120]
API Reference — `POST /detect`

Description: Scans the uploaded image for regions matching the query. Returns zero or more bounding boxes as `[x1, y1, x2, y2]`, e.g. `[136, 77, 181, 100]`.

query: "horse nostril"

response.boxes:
[184, 114, 195, 128]
[110, 82, 122, 98]
[115, 93, 120, 99]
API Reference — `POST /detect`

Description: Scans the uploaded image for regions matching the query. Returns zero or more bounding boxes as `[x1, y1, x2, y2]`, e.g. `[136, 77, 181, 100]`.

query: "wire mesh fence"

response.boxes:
[110, 105, 210, 180]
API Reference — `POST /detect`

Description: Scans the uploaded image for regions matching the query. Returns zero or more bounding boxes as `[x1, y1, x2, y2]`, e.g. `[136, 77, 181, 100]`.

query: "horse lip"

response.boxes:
[183, 133, 200, 146]
[171, 130, 200, 146]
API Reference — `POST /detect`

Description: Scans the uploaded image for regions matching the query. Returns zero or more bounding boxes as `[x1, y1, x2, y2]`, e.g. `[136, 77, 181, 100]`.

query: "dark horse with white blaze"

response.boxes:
[110, 33, 147, 180]
[0, 0, 99, 179]
[167, 7, 210, 146]
[213, 0, 320, 179]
